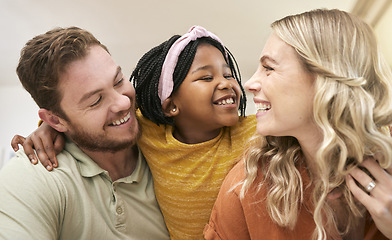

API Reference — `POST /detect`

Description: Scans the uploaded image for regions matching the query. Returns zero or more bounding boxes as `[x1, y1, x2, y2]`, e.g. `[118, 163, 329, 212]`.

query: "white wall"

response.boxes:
[0, 85, 39, 168]
[375, 5, 392, 68]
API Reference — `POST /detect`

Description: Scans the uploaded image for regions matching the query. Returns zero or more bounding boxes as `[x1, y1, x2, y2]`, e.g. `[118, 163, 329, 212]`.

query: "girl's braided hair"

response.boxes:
[130, 35, 246, 125]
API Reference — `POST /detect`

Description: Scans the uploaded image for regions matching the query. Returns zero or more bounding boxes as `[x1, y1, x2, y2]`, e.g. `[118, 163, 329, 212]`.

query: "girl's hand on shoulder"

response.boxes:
[10, 122, 65, 171]
[346, 157, 392, 239]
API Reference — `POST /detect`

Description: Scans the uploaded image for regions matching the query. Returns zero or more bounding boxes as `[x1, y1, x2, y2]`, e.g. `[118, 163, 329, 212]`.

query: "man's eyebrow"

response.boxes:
[78, 88, 102, 105]
[78, 66, 122, 105]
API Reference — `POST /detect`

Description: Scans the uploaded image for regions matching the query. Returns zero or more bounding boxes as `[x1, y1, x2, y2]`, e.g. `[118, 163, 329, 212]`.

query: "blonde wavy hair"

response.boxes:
[240, 9, 392, 239]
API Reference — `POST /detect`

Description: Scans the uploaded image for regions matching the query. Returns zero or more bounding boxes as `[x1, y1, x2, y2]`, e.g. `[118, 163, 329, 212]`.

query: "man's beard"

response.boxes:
[67, 121, 140, 153]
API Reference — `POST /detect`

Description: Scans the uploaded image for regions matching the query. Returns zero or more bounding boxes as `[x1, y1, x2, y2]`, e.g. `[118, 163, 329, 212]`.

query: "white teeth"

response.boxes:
[256, 103, 271, 112]
[112, 112, 131, 126]
[218, 97, 234, 105]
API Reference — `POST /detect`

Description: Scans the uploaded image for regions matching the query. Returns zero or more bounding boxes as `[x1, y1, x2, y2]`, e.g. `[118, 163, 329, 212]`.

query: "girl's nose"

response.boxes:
[217, 77, 233, 90]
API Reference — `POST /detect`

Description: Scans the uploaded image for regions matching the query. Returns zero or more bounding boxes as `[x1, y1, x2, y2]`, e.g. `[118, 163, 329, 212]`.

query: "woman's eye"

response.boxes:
[114, 78, 124, 86]
[90, 96, 102, 107]
[263, 65, 274, 71]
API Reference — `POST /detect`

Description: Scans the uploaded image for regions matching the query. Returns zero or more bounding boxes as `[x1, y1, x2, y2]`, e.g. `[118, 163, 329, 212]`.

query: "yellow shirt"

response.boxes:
[137, 110, 256, 239]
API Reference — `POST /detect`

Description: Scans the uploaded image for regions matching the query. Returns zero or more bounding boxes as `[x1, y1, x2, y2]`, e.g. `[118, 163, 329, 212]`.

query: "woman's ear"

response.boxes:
[38, 109, 68, 133]
[162, 97, 179, 117]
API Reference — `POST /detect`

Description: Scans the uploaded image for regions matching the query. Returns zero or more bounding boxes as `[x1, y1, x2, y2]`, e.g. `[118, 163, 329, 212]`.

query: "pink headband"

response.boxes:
[158, 26, 227, 104]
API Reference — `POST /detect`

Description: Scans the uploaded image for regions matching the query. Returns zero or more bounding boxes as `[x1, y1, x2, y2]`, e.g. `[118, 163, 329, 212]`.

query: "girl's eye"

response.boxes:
[224, 74, 234, 79]
[263, 65, 274, 71]
[114, 78, 124, 86]
[90, 96, 102, 107]
[199, 76, 213, 81]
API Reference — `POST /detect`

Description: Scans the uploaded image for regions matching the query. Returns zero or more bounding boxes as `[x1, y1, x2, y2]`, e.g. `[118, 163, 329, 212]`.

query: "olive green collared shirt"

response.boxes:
[0, 140, 169, 240]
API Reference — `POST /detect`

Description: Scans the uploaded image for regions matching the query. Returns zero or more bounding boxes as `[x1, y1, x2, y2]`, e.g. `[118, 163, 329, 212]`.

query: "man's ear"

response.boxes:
[161, 97, 179, 117]
[38, 109, 68, 133]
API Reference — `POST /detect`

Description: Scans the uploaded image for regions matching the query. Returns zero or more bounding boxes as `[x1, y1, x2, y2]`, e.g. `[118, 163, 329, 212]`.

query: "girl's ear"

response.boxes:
[38, 109, 68, 133]
[162, 97, 179, 117]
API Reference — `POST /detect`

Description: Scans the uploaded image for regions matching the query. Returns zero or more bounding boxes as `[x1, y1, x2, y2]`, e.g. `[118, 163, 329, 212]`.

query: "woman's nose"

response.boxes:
[244, 73, 261, 93]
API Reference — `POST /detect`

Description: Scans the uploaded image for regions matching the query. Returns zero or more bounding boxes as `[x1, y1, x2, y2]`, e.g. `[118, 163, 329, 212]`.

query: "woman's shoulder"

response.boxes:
[220, 160, 247, 194]
[223, 158, 268, 198]
[229, 159, 246, 177]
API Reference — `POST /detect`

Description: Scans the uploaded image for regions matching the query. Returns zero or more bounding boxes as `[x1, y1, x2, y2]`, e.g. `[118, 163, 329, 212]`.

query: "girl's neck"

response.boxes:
[172, 126, 222, 144]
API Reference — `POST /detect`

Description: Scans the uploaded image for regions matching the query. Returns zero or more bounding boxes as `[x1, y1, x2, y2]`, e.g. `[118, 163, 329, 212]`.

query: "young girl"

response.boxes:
[204, 9, 392, 240]
[12, 26, 256, 239]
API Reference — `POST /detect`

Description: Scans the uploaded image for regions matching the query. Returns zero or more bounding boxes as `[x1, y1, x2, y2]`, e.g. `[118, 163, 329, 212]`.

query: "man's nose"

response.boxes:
[110, 92, 131, 113]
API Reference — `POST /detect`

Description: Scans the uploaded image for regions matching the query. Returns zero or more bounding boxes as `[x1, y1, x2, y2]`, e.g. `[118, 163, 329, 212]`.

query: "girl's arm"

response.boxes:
[11, 122, 65, 171]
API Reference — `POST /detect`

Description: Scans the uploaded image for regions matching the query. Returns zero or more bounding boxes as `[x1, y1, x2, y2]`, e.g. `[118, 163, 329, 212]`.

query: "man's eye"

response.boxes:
[90, 96, 102, 107]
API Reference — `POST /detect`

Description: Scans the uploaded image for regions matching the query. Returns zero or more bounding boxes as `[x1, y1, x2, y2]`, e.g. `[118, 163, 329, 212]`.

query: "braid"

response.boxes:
[130, 35, 180, 125]
[172, 41, 198, 94]
[226, 47, 246, 116]
[130, 35, 247, 126]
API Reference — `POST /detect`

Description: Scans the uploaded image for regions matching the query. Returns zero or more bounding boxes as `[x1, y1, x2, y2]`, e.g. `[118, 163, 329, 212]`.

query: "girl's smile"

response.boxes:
[169, 44, 242, 143]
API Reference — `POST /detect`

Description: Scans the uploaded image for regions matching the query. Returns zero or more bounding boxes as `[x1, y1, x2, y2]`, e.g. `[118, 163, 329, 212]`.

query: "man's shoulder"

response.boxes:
[0, 148, 82, 215]
[0, 150, 71, 239]
[1, 150, 50, 175]
[0, 149, 79, 187]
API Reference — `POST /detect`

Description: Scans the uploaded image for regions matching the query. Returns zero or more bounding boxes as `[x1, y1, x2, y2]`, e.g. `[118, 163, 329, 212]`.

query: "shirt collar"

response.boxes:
[64, 138, 145, 183]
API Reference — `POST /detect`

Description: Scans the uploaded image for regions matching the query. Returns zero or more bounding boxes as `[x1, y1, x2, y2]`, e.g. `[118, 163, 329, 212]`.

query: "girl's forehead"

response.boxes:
[192, 45, 227, 65]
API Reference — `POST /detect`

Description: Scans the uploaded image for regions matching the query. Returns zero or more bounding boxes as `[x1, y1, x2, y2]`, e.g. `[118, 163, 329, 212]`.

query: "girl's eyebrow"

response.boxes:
[191, 64, 230, 74]
[191, 65, 211, 74]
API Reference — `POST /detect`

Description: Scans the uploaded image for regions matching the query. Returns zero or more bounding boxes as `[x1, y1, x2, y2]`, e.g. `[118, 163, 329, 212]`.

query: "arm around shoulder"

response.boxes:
[0, 151, 65, 239]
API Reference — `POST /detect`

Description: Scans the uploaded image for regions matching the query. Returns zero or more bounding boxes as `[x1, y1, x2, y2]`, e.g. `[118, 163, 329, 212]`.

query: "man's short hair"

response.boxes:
[16, 26, 109, 119]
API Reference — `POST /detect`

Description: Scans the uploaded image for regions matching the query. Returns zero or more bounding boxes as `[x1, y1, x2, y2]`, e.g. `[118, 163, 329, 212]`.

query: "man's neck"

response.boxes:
[82, 145, 139, 181]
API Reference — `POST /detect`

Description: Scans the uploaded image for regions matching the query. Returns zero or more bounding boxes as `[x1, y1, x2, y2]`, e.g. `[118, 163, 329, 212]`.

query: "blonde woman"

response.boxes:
[205, 9, 392, 240]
